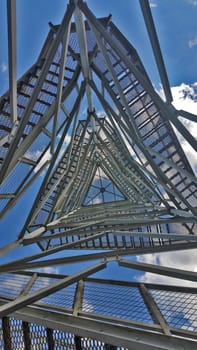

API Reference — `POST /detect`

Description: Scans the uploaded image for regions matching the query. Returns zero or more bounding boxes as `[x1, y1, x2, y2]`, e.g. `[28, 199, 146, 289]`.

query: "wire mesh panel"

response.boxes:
[0, 1, 197, 349]
[29, 276, 58, 293]
[53, 330, 75, 350]
[0, 273, 31, 298]
[83, 166, 125, 205]
[28, 276, 76, 309]
[40, 283, 77, 309]
[9, 318, 25, 350]
[82, 282, 153, 324]
[29, 323, 48, 349]
[81, 338, 105, 350]
[0, 274, 196, 348]
[150, 289, 197, 332]
[81, 338, 128, 350]
[0, 317, 130, 350]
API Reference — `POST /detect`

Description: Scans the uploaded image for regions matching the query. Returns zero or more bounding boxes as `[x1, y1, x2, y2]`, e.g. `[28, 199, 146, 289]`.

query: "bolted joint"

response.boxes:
[87, 107, 96, 116]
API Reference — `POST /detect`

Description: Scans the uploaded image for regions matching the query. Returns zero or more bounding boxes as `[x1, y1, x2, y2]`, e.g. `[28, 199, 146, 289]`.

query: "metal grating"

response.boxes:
[9, 318, 25, 350]
[29, 323, 48, 349]
[82, 282, 153, 324]
[0, 273, 31, 298]
[0, 1, 196, 349]
[151, 289, 197, 332]
[53, 330, 75, 349]
[0, 271, 196, 348]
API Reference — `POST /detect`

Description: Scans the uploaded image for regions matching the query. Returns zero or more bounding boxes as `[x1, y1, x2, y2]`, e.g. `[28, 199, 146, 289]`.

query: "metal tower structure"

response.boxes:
[0, 0, 197, 348]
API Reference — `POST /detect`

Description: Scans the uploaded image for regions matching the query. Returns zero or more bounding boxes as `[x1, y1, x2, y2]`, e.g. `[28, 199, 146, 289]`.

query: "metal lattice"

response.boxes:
[0, 0, 197, 349]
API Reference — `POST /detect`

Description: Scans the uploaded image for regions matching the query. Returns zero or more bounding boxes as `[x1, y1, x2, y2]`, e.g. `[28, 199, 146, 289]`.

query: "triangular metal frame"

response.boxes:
[0, 0, 197, 348]
[82, 164, 126, 206]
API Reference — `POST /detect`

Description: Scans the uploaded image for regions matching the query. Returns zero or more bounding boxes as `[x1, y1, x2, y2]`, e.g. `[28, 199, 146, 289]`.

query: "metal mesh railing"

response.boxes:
[0, 273, 31, 298]
[0, 318, 129, 350]
[151, 289, 197, 332]
[0, 272, 196, 336]
[0, 271, 196, 348]
[82, 281, 153, 324]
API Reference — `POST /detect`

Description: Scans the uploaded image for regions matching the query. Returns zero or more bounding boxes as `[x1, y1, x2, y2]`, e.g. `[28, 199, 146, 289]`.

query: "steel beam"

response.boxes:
[139, 0, 172, 103]
[33, 81, 85, 216]
[1, 241, 197, 274]
[91, 65, 194, 211]
[10, 305, 197, 350]
[18, 76, 83, 239]
[119, 259, 197, 282]
[94, 116, 161, 202]
[73, 280, 84, 316]
[46, 328, 55, 350]
[74, 2, 94, 113]
[147, 146, 197, 185]
[75, 336, 82, 350]
[105, 345, 117, 350]
[7, 0, 17, 123]
[139, 283, 171, 335]
[10, 270, 197, 293]
[178, 109, 197, 123]
[19, 273, 38, 296]
[0, 262, 106, 317]
[168, 105, 197, 152]
[0, 239, 22, 257]
[50, 20, 71, 154]
[80, 0, 197, 154]
[0, 158, 50, 220]
[89, 79, 170, 207]
[2, 317, 12, 350]
[20, 231, 106, 262]
[0, 1, 75, 183]
[2, 68, 78, 184]
[21, 227, 197, 246]
[0, 134, 9, 147]
[2, 290, 197, 339]
[89, 21, 140, 142]
[22, 322, 31, 350]
[77, 309, 161, 333]
[53, 121, 95, 213]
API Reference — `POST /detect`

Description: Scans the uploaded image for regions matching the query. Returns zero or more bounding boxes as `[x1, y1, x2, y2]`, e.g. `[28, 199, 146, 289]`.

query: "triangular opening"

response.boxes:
[83, 166, 125, 206]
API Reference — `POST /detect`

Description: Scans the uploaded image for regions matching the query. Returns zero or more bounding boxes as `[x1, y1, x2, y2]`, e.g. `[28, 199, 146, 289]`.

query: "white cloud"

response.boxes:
[172, 83, 197, 115]
[97, 110, 106, 118]
[92, 196, 103, 204]
[29, 148, 51, 173]
[0, 63, 7, 73]
[171, 83, 197, 173]
[187, 0, 197, 6]
[64, 134, 71, 145]
[38, 266, 60, 275]
[136, 249, 197, 287]
[54, 133, 71, 165]
[149, 2, 157, 8]
[136, 250, 197, 331]
[188, 36, 197, 48]
[157, 82, 197, 173]
[173, 124, 197, 173]
[25, 149, 43, 162]
[25, 132, 71, 175]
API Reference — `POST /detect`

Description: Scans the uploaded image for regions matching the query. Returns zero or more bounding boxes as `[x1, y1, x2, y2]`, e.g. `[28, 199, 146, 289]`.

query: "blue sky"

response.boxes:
[0, 0, 197, 283]
[1, 0, 197, 93]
